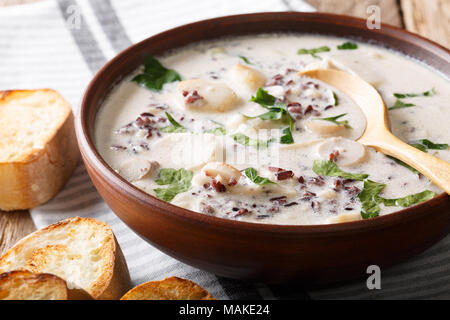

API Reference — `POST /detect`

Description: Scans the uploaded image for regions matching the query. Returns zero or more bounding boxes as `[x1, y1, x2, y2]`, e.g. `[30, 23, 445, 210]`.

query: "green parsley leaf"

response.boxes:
[205, 127, 226, 136]
[297, 46, 331, 59]
[389, 139, 448, 173]
[337, 42, 358, 50]
[388, 156, 419, 174]
[231, 133, 274, 149]
[154, 168, 193, 202]
[160, 112, 187, 133]
[377, 190, 436, 208]
[361, 212, 380, 219]
[244, 109, 285, 121]
[332, 91, 339, 106]
[393, 88, 435, 99]
[410, 139, 449, 151]
[388, 99, 416, 110]
[132, 54, 181, 91]
[313, 160, 369, 181]
[313, 113, 352, 128]
[280, 127, 294, 144]
[244, 168, 276, 185]
[358, 180, 386, 218]
[239, 55, 253, 65]
[250, 88, 277, 107]
[248, 88, 295, 142]
[408, 143, 428, 153]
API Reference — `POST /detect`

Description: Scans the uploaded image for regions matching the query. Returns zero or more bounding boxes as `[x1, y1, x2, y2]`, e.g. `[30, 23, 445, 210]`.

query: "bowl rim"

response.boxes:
[77, 11, 449, 235]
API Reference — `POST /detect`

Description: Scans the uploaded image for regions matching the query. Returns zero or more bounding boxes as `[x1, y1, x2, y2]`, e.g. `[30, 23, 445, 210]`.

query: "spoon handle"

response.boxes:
[362, 132, 450, 194]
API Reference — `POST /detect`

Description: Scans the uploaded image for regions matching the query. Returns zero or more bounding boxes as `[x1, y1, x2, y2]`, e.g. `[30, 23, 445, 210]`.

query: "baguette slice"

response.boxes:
[0, 270, 92, 300]
[121, 277, 215, 300]
[0, 217, 131, 299]
[0, 89, 80, 211]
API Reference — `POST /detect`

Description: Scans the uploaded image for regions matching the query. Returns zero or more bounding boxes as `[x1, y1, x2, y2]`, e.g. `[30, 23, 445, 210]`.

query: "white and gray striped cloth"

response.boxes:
[1, 0, 449, 300]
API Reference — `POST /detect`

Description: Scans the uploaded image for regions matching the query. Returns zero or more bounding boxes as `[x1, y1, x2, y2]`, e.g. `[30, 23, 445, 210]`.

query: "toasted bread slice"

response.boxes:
[0, 270, 92, 300]
[0, 217, 131, 299]
[121, 277, 215, 300]
[0, 270, 68, 300]
[0, 89, 80, 211]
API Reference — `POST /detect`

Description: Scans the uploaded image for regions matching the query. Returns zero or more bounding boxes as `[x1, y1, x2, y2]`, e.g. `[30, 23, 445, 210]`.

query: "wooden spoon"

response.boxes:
[299, 69, 450, 194]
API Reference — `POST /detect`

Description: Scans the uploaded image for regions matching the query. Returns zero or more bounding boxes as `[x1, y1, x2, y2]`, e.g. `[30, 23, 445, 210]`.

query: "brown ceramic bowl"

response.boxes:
[77, 12, 450, 283]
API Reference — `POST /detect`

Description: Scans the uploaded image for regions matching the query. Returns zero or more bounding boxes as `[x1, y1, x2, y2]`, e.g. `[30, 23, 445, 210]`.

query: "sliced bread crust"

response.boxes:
[121, 277, 215, 300]
[0, 89, 80, 211]
[0, 270, 68, 300]
[0, 270, 93, 300]
[0, 217, 131, 299]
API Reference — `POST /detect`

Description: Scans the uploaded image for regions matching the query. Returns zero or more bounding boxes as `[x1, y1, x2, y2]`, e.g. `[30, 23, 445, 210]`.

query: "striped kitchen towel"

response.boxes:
[1, 0, 449, 300]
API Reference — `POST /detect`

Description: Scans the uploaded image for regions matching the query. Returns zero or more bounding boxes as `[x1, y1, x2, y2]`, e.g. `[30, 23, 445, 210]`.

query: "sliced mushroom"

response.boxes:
[305, 119, 346, 137]
[177, 79, 238, 112]
[318, 137, 367, 166]
[171, 192, 201, 210]
[117, 159, 157, 182]
[328, 212, 361, 224]
[201, 162, 242, 183]
[231, 63, 267, 91]
[302, 57, 356, 75]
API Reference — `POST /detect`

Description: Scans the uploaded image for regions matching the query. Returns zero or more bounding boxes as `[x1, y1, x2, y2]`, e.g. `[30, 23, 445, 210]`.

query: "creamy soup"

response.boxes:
[95, 34, 450, 225]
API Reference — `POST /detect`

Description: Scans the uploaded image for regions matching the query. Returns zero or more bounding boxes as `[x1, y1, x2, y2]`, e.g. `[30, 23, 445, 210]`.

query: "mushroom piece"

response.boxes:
[317, 137, 367, 166]
[231, 63, 267, 91]
[117, 159, 158, 182]
[305, 118, 347, 136]
[177, 79, 238, 112]
[201, 162, 242, 184]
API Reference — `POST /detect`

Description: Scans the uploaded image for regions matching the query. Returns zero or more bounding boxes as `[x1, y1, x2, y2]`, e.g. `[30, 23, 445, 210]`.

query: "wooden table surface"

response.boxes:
[1, 0, 449, 255]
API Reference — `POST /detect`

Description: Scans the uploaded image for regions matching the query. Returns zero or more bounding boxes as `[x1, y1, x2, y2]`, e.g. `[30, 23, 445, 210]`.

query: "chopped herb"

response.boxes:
[388, 99, 416, 110]
[337, 42, 358, 50]
[153, 168, 193, 202]
[389, 139, 448, 173]
[250, 88, 277, 107]
[313, 160, 369, 181]
[239, 55, 253, 65]
[313, 113, 352, 128]
[160, 112, 187, 133]
[393, 88, 435, 99]
[332, 91, 339, 106]
[408, 143, 428, 153]
[280, 127, 294, 144]
[358, 180, 386, 218]
[205, 127, 226, 136]
[361, 212, 380, 219]
[245, 109, 284, 121]
[132, 54, 181, 91]
[297, 46, 331, 59]
[377, 190, 436, 208]
[358, 180, 435, 219]
[231, 133, 275, 149]
[244, 168, 276, 185]
[388, 156, 419, 174]
[248, 88, 295, 141]
[410, 139, 449, 151]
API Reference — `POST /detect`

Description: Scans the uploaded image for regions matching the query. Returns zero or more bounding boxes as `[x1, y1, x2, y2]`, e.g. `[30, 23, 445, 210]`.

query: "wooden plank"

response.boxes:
[305, 0, 403, 27]
[401, 0, 450, 49]
[0, 210, 36, 255]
